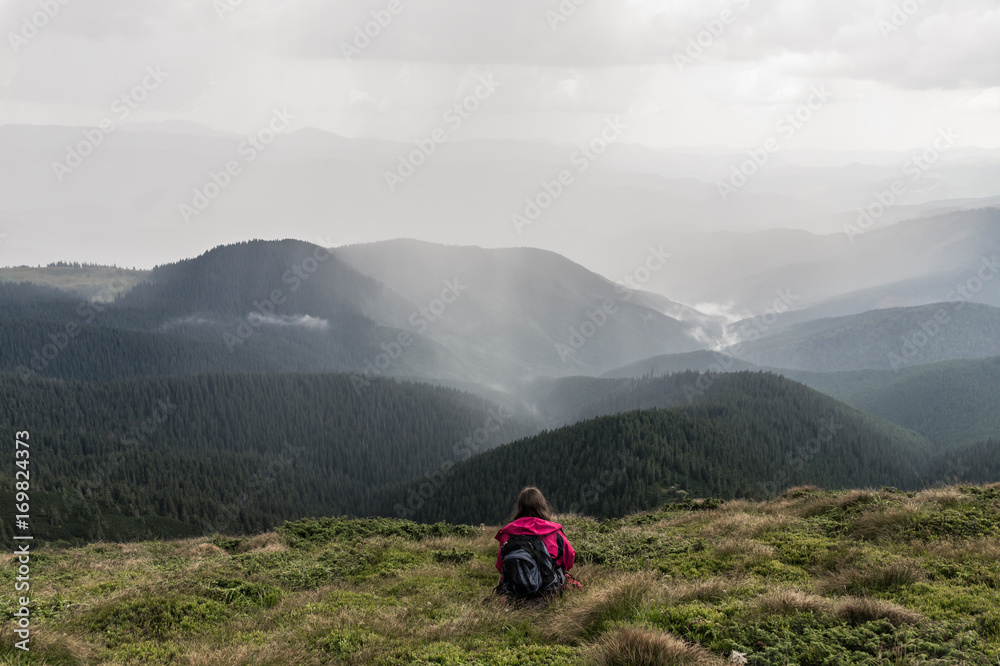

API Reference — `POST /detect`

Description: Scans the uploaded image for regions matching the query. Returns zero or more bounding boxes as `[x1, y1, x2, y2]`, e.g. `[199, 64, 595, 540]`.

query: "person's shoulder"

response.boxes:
[523, 517, 564, 532]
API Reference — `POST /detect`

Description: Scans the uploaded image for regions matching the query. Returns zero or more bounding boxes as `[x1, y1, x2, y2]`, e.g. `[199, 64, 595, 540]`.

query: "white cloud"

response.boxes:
[256, 314, 330, 331]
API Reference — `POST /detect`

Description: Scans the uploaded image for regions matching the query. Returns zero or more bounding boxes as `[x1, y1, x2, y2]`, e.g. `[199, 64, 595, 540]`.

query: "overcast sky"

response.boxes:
[2, 0, 999, 151]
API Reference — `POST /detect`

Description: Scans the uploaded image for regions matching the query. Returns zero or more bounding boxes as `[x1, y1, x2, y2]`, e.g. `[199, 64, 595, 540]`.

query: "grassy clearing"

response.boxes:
[1, 485, 998, 664]
[0, 267, 148, 300]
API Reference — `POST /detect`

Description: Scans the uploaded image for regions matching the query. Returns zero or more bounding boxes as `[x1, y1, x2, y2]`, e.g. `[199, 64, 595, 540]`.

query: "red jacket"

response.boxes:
[495, 517, 575, 574]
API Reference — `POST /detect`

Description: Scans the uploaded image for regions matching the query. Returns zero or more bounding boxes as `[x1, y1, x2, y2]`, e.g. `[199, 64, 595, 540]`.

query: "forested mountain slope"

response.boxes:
[785, 357, 1000, 450]
[0, 372, 535, 544]
[394, 372, 932, 524]
[601, 350, 760, 379]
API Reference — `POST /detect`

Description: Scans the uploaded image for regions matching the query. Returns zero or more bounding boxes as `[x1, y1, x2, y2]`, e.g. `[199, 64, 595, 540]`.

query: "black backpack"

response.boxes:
[495, 532, 566, 601]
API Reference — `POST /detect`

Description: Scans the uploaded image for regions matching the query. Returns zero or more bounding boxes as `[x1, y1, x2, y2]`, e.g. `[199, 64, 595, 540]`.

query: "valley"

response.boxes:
[2, 210, 998, 546]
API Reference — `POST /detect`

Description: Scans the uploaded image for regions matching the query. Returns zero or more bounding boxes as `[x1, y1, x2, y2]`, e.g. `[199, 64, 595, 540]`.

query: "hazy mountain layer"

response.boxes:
[729, 302, 1000, 372]
[598, 208, 1000, 318]
[601, 350, 760, 379]
[1, 239, 710, 385]
[335, 239, 707, 381]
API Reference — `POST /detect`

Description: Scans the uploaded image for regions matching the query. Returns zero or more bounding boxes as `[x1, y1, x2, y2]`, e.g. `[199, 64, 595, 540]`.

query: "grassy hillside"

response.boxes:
[0, 266, 147, 300]
[3, 485, 998, 664]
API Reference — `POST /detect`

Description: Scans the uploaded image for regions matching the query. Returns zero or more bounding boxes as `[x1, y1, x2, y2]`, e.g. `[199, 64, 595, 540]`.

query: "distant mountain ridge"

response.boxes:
[728, 302, 1000, 372]
[1, 239, 710, 385]
[601, 350, 760, 379]
[5, 121, 999, 277]
[594, 208, 1000, 318]
[334, 239, 709, 382]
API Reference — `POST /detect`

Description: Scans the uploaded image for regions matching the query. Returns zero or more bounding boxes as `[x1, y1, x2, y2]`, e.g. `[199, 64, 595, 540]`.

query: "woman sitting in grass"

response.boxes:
[494, 487, 578, 601]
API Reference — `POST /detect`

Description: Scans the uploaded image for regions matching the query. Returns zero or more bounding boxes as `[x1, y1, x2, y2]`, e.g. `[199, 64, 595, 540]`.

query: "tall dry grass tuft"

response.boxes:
[423, 598, 540, 641]
[665, 578, 742, 604]
[752, 589, 832, 616]
[702, 512, 793, 539]
[0, 625, 94, 664]
[233, 532, 289, 554]
[587, 627, 726, 666]
[913, 486, 966, 508]
[819, 560, 924, 596]
[835, 597, 923, 626]
[836, 489, 880, 510]
[661, 512, 714, 529]
[922, 538, 1000, 562]
[847, 507, 918, 540]
[768, 491, 847, 519]
[185, 542, 226, 558]
[712, 537, 775, 559]
[180, 640, 323, 666]
[714, 499, 755, 513]
[780, 485, 822, 498]
[542, 571, 659, 644]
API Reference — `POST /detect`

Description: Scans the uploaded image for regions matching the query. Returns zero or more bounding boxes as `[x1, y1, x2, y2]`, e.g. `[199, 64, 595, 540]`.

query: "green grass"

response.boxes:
[2, 485, 999, 664]
[0, 267, 148, 300]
